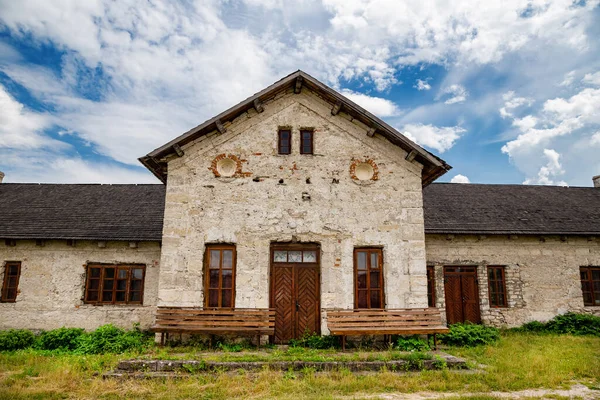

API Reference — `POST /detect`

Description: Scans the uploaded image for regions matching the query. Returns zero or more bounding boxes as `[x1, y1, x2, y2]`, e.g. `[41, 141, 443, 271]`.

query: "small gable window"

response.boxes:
[278, 129, 291, 155]
[300, 130, 314, 154]
[84, 264, 145, 305]
[487, 266, 507, 307]
[580, 266, 600, 306]
[1, 261, 21, 303]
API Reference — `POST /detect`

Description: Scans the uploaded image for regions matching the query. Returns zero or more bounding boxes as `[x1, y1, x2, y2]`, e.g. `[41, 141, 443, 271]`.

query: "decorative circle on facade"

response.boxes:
[210, 154, 243, 178]
[349, 159, 379, 182]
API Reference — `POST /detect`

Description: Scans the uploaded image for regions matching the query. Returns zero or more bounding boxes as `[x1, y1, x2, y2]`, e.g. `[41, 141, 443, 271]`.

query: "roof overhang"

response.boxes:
[140, 70, 451, 185]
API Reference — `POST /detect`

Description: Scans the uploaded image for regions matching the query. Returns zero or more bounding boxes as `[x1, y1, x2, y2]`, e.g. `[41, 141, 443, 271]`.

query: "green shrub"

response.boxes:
[513, 313, 600, 336]
[546, 313, 600, 336]
[0, 329, 36, 351]
[396, 335, 430, 352]
[440, 323, 500, 347]
[75, 324, 150, 355]
[517, 320, 547, 333]
[36, 327, 85, 351]
[289, 331, 338, 349]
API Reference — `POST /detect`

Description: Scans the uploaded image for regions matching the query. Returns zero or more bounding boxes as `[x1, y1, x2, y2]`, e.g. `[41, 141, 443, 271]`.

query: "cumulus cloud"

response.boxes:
[522, 149, 567, 186]
[402, 123, 466, 153]
[439, 84, 468, 104]
[450, 174, 470, 183]
[414, 79, 431, 91]
[340, 89, 400, 117]
[560, 71, 577, 87]
[582, 71, 600, 86]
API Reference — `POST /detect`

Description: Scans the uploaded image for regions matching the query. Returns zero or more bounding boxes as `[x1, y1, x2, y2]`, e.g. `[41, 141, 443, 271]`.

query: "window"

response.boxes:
[487, 266, 507, 307]
[84, 264, 145, 305]
[426, 265, 436, 307]
[205, 245, 236, 308]
[354, 248, 384, 308]
[278, 129, 291, 154]
[580, 266, 600, 306]
[300, 130, 313, 154]
[1, 262, 21, 302]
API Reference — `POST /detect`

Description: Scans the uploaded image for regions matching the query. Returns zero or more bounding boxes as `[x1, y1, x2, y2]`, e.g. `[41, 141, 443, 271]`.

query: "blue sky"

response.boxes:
[1, 0, 599, 186]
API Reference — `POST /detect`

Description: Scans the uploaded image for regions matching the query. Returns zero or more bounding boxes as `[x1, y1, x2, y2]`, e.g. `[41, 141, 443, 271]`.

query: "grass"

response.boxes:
[0, 332, 598, 399]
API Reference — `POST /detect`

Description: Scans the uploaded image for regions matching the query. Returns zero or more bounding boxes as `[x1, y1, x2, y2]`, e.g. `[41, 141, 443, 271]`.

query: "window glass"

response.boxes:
[84, 264, 145, 305]
[274, 251, 287, 262]
[288, 251, 302, 262]
[278, 130, 291, 154]
[300, 130, 313, 154]
[205, 245, 236, 308]
[487, 266, 507, 307]
[354, 249, 384, 309]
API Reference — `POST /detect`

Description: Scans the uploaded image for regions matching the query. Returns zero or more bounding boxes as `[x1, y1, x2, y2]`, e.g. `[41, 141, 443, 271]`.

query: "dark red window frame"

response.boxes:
[580, 266, 600, 306]
[354, 248, 384, 309]
[84, 264, 146, 305]
[278, 129, 291, 155]
[204, 244, 236, 308]
[300, 129, 314, 154]
[487, 266, 507, 308]
[1, 261, 21, 303]
[426, 265, 436, 307]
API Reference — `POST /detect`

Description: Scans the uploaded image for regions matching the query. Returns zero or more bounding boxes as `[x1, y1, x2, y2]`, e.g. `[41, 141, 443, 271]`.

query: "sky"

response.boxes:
[0, 0, 599, 186]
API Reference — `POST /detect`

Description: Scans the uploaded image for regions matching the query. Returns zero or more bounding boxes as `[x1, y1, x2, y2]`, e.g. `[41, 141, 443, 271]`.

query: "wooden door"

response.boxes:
[271, 245, 320, 344]
[444, 266, 481, 324]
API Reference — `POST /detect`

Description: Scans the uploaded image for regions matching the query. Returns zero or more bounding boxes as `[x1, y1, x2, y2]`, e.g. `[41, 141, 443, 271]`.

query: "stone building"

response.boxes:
[1, 71, 599, 339]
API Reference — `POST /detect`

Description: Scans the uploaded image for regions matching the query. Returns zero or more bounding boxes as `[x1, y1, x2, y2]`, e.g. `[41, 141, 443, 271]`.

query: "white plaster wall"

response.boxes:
[158, 88, 429, 333]
[0, 240, 161, 331]
[426, 234, 600, 327]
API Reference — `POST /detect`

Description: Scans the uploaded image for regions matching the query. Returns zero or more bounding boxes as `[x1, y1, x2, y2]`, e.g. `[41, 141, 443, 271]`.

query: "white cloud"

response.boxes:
[450, 174, 470, 183]
[439, 84, 468, 104]
[582, 71, 600, 86]
[340, 89, 400, 117]
[591, 132, 600, 146]
[523, 149, 567, 186]
[414, 79, 431, 91]
[499, 91, 533, 118]
[560, 70, 576, 87]
[402, 123, 466, 153]
[0, 84, 58, 149]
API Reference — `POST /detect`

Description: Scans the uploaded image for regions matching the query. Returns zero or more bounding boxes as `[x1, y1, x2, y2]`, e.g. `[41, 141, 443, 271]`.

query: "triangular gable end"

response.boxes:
[139, 70, 451, 185]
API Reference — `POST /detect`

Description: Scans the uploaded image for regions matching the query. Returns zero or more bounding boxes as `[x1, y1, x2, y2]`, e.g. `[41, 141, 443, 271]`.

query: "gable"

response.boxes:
[140, 70, 450, 186]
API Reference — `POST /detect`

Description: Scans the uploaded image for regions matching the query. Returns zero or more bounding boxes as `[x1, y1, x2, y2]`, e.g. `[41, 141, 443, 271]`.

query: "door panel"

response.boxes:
[462, 274, 481, 323]
[296, 266, 320, 336]
[273, 266, 294, 343]
[444, 275, 463, 324]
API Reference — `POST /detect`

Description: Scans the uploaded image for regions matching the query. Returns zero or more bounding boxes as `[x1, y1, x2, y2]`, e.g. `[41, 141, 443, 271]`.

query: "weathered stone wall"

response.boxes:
[158, 87, 429, 333]
[426, 234, 600, 326]
[0, 240, 161, 331]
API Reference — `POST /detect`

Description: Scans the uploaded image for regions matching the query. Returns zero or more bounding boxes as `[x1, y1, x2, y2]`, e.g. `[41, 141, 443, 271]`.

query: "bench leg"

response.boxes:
[341, 335, 346, 352]
[433, 334, 438, 350]
[256, 334, 260, 350]
[160, 332, 165, 346]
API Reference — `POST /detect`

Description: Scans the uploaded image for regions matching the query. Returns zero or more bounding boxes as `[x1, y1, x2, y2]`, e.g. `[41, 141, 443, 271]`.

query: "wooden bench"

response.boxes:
[326, 308, 449, 350]
[150, 307, 275, 348]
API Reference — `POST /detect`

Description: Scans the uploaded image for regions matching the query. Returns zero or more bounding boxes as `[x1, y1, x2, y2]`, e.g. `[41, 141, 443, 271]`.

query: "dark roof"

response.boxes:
[1, 182, 599, 241]
[0, 184, 165, 241]
[140, 70, 451, 186]
[424, 183, 600, 235]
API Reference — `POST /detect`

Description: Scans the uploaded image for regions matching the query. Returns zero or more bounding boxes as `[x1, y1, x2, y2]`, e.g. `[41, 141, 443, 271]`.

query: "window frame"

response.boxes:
[426, 265, 436, 307]
[83, 263, 146, 306]
[204, 244, 237, 309]
[1, 261, 21, 303]
[299, 129, 314, 155]
[580, 266, 600, 306]
[277, 129, 292, 155]
[487, 266, 508, 308]
[353, 248, 385, 309]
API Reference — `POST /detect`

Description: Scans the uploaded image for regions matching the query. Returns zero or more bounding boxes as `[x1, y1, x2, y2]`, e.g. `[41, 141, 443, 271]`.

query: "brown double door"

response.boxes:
[270, 244, 320, 344]
[444, 266, 481, 324]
